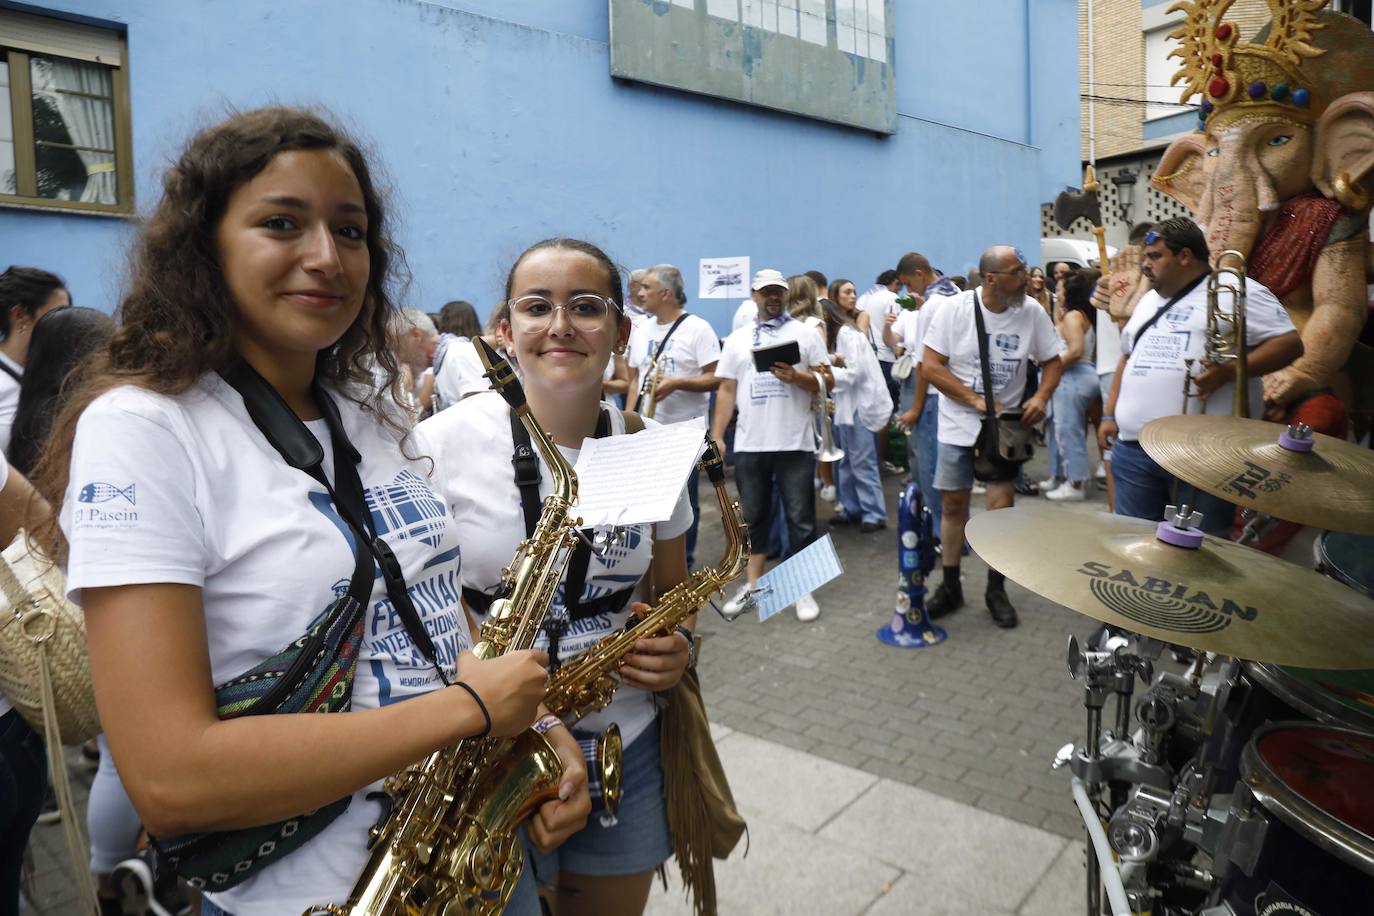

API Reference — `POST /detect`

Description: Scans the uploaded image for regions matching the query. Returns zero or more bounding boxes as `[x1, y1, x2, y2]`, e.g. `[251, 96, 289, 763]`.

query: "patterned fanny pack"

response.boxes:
[151, 591, 367, 890]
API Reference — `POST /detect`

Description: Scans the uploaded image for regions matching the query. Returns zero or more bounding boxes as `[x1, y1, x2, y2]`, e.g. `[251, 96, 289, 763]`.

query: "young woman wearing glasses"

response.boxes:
[416, 238, 695, 916]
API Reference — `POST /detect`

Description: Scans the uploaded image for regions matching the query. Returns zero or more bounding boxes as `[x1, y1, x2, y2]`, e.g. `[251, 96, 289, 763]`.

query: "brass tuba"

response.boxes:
[307, 338, 584, 915]
[541, 436, 750, 731]
[1181, 250, 1249, 418]
[812, 370, 844, 463]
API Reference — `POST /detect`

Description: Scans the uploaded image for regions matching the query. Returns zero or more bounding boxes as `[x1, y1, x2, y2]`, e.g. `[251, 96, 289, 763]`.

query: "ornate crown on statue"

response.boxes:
[1168, 0, 1328, 132]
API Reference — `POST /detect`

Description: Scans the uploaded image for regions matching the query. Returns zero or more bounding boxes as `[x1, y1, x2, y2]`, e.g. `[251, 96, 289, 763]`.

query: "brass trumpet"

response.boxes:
[640, 355, 665, 420]
[1181, 249, 1249, 418]
[813, 369, 844, 463]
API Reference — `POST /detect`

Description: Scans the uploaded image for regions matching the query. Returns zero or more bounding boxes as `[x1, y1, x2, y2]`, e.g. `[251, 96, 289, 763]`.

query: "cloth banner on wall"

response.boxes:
[698, 256, 750, 299]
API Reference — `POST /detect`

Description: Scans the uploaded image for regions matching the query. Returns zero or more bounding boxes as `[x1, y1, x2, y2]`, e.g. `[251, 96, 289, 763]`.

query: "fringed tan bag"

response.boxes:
[0, 532, 102, 914]
[658, 647, 748, 916]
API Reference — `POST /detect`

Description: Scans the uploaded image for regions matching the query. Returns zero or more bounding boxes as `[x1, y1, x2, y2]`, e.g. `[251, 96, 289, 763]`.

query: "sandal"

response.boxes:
[1014, 480, 1039, 496]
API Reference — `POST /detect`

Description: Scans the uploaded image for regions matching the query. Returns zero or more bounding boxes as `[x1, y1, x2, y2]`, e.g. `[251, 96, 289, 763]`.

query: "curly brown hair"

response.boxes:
[33, 106, 407, 560]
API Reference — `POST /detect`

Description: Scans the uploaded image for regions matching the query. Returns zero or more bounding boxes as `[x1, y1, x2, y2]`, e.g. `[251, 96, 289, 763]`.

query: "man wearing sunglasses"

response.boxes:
[921, 246, 1063, 629]
[1098, 217, 1302, 536]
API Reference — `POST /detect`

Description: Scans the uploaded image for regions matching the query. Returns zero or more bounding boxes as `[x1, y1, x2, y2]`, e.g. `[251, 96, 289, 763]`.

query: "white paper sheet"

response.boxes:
[755, 534, 844, 622]
[699, 256, 750, 299]
[571, 417, 707, 528]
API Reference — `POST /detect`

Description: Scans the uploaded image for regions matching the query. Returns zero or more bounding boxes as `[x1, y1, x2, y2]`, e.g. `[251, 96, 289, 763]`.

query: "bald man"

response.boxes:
[920, 246, 1063, 628]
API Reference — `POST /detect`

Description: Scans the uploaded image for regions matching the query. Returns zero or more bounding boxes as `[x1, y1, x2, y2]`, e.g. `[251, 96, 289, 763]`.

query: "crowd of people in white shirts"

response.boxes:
[0, 150, 1306, 916]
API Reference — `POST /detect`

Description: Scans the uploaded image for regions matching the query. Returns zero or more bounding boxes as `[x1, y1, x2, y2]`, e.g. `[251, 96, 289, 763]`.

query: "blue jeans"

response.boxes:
[910, 398, 942, 536]
[833, 420, 885, 525]
[1, 710, 47, 916]
[1052, 362, 1099, 483]
[1112, 439, 1234, 537]
[734, 451, 817, 558]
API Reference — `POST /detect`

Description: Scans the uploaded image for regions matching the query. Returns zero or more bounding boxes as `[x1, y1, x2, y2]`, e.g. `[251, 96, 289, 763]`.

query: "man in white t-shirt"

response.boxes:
[1099, 217, 1301, 536]
[857, 269, 903, 464]
[388, 307, 438, 421]
[625, 268, 652, 327]
[626, 263, 722, 567]
[922, 246, 1063, 629]
[711, 268, 830, 622]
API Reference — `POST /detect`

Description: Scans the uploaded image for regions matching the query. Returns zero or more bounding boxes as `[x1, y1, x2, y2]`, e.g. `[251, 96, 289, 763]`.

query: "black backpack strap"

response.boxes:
[973, 292, 997, 423]
[509, 409, 544, 540]
[0, 360, 21, 384]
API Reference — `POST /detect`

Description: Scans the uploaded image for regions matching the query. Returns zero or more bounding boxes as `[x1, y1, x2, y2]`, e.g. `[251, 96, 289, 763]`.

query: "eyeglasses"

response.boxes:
[508, 294, 621, 330]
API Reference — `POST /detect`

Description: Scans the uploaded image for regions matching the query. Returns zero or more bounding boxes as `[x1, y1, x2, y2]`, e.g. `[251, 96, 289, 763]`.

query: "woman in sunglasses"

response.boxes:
[416, 238, 695, 916]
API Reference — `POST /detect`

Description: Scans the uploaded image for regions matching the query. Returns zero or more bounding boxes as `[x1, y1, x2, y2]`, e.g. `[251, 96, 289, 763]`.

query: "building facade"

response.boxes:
[1046, 0, 1373, 251]
[1, 0, 1081, 334]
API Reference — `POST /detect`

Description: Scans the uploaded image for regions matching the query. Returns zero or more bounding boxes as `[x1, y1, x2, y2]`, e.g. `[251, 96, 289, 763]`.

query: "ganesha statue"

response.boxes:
[1151, 0, 1373, 434]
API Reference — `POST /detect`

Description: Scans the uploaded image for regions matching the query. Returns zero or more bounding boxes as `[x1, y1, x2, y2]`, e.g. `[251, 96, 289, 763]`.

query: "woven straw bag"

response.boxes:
[0, 532, 100, 744]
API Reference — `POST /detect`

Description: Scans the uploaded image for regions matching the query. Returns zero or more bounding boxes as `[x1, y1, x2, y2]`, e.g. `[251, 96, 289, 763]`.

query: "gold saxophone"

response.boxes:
[542, 436, 750, 730]
[308, 338, 582, 916]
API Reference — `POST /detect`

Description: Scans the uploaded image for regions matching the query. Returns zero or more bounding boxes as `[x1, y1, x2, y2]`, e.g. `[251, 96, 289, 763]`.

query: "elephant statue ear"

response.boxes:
[1313, 93, 1374, 206]
[1151, 133, 1209, 214]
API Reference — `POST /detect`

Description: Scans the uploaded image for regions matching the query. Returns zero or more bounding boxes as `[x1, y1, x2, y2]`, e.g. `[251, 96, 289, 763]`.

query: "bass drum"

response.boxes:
[1214, 723, 1374, 916]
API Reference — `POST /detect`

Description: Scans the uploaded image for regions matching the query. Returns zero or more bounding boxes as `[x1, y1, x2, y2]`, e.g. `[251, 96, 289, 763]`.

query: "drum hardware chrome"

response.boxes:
[1210, 786, 1270, 879]
[1108, 807, 1159, 862]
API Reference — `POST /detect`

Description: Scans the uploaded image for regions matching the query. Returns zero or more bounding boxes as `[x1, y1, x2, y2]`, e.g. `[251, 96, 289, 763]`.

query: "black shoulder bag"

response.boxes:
[971, 292, 1035, 483]
[460, 408, 637, 670]
[152, 362, 449, 891]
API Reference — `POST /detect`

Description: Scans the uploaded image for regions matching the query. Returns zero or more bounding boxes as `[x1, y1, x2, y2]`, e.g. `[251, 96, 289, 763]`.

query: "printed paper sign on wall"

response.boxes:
[699, 256, 750, 299]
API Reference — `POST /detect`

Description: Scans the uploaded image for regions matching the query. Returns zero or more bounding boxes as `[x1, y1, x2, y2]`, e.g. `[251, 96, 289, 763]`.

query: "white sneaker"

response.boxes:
[971, 483, 987, 495]
[794, 592, 820, 621]
[721, 583, 754, 617]
[1046, 480, 1087, 502]
[820, 484, 837, 502]
[1094, 462, 1108, 480]
[1038, 476, 1059, 492]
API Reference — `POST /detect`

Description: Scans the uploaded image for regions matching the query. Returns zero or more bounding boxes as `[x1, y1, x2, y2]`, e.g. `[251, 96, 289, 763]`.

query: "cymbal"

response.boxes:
[965, 505, 1374, 669]
[1140, 415, 1374, 535]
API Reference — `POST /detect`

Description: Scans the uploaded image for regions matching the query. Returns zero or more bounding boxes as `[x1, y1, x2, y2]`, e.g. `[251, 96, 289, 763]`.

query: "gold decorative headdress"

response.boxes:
[1167, 0, 1328, 132]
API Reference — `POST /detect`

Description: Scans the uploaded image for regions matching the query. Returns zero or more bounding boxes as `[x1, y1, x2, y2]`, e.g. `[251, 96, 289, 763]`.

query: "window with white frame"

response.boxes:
[0, 9, 131, 214]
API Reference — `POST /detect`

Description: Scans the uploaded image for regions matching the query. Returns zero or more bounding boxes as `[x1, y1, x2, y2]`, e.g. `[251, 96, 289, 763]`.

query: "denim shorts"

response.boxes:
[933, 442, 976, 492]
[504, 724, 673, 914]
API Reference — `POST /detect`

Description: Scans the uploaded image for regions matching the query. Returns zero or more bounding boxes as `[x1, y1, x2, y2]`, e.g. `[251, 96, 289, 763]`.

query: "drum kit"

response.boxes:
[966, 416, 1374, 916]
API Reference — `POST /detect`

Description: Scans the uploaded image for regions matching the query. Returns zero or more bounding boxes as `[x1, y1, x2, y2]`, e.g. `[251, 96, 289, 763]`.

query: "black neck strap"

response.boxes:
[219, 362, 448, 683]
[1133, 273, 1208, 346]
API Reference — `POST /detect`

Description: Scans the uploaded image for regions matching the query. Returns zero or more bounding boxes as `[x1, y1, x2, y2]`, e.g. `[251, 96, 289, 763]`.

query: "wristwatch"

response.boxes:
[674, 625, 698, 670]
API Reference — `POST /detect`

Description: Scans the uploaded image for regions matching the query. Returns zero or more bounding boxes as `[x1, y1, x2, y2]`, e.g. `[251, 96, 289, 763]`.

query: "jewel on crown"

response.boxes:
[1167, 0, 1328, 132]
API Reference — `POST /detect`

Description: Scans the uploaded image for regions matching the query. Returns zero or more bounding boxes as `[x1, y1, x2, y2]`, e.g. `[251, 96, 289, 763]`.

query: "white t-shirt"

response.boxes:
[433, 336, 490, 409]
[716, 317, 829, 453]
[924, 290, 1061, 447]
[627, 313, 722, 426]
[731, 299, 758, 331]
[61, 376, 472, 916]
[829, 323, 890, 429]
[0, 353, 23, 456]
[1096, 309, 1122, 377]
[857, 285, 900, 361]
[1115, 277, 1294, 442]
[414, 393, 692, 749]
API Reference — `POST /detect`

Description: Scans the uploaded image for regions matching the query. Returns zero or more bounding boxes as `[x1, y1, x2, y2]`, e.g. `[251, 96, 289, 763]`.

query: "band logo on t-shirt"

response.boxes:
[993, 333, 1022, 356]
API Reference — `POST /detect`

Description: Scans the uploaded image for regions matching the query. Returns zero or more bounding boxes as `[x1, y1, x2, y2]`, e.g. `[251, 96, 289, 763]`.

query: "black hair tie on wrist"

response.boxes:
[454, 680, 492, 738]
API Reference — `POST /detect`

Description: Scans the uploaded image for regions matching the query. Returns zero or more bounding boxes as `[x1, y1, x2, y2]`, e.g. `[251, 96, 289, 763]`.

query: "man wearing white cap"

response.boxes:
[711, 268, 830, 621]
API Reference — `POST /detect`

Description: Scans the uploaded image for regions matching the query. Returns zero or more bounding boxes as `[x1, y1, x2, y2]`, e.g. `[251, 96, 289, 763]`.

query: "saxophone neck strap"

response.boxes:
[219, 361, 448, 683]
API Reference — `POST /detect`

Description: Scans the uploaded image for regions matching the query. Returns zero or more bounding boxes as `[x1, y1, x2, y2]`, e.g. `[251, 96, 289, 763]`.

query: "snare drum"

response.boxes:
[1214, 723, 1374, 916]
[1315, 530, 1374, 600]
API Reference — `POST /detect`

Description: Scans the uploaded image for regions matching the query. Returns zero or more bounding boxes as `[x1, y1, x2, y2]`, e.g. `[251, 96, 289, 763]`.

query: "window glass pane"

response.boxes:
[0, 56, 15, 194]
[29, 55, 117, 203]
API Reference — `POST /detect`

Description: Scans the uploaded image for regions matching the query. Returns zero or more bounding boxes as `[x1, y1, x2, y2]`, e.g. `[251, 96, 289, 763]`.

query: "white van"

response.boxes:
[1040, 237, 1117, 269]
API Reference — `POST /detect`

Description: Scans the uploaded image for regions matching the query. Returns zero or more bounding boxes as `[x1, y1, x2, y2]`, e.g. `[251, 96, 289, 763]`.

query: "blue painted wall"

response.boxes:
[0, 0, 1081, 335]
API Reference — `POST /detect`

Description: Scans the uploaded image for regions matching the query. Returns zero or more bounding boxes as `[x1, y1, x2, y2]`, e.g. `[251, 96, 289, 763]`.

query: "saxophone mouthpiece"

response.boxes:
[700, 434, 726, 484]
[475, 337, 526, 410]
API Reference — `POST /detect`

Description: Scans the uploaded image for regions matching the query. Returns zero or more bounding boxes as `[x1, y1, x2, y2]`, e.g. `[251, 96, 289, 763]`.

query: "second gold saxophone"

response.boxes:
[308, 338, 580, 915]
